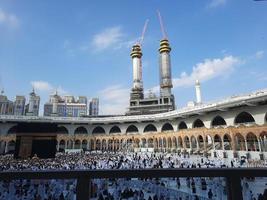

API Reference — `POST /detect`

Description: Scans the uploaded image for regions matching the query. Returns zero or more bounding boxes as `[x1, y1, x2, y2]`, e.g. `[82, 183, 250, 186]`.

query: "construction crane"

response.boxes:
[137, 19, 149, 46]
[157, 10, 168, 39]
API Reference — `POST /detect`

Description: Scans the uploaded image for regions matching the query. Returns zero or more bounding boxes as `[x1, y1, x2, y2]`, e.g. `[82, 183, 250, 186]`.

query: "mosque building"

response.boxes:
[0, 16, 266, 160]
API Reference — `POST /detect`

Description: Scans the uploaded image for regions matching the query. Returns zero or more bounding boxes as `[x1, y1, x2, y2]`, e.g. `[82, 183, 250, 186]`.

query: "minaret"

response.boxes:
[130, 44, 144, 100]
[159, 39, 173, 97]
[195, 79, 202, 104]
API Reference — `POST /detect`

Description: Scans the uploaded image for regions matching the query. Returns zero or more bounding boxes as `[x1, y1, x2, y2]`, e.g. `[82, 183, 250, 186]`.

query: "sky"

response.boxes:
[0, 0, 267, 115]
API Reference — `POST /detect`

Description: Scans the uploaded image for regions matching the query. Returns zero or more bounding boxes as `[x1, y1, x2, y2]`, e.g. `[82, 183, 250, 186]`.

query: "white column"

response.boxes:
[258, 138, 262, 152]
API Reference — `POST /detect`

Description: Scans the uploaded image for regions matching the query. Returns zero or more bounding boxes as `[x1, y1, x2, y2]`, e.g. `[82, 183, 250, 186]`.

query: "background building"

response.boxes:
[44, 94, 87, 117]
[13, 96, 26, 116]
[25, 89, 40, 116]
[89, 98, 99, 116]
[0, 90, 14, 115]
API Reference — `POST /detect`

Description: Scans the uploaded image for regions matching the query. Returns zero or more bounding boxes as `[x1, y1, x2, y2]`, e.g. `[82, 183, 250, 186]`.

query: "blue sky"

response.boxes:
[0, 0, 267, 115]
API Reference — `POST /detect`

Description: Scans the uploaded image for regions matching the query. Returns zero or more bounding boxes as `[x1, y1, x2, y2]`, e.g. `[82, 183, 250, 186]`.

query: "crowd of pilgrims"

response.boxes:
[0, 151, 266, 200]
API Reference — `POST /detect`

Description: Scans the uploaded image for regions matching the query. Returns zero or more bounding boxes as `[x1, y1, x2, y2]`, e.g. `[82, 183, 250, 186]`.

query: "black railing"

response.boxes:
[0, 168, 267, 200]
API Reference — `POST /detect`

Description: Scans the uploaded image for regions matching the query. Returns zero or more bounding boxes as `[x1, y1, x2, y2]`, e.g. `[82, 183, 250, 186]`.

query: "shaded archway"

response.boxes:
[126, 125, 139, 133]
[7, 126, 18, 134]
[178, 137, 183, 148]
[211, 116, 227, 127]
[135, 138, 140, 148]
[161, 123, 174, 132]
[172, 137, 177, 148]
[246, 133, 259, 151]
[234, 112, 255, 124]
[59, 140, 65, 150]
[167, 137, 172, 148]
[184, 136, 190, 148]
[95, 139, 101, 150]
[144, 124, 157, 133]
[82, 140, 88, 150]
[102, 139, 107, 151]
[148, 138, 154, 148]
[223, 134, 232, 150]
[259, 132, 267, 152]
[178, 121, 187, 130]
[214, 134, 222, 150]
[92, 126, 106, 134]
[235, 133, 245, 151]
[198, 135, 204, 149]
[57, 126, 68, 134]
[74, 126, 87, 134]
[191, 136, 197, 150]
[193, 119, 205, 128]
[67, 140, 73, 149]
[7, 140, 15, 153]
[74, 140, 81, 149]
[109, 126, 121, 134]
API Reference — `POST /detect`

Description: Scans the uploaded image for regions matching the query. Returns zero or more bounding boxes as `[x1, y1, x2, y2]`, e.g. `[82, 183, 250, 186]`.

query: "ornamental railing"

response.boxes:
[0, 168, 266, 200]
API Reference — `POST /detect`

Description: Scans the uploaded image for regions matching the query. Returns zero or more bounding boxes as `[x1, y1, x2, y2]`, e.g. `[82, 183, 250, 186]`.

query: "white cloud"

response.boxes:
[150, 55, 240, 93]
[98, 85, 129, 114]
[0, 8, 19, 28]
[31, 81, 67, 94]
[255, 50, 264, 59]
[173, 56, 240, 88]
[91, 26, 124, 51]
[207, 0, 226, 8]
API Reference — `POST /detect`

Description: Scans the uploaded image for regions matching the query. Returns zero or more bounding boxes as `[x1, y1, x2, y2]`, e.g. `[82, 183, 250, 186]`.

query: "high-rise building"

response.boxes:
[44, 94, 87, 117]
[26, 89, 40, 116]
[14, 96, 26, 116]
[89, 98, 99, 116]
[0, 90, 14, 115]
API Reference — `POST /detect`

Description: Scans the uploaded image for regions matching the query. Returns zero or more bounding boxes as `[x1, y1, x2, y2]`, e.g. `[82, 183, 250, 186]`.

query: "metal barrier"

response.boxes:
[0, 168, 266, 200]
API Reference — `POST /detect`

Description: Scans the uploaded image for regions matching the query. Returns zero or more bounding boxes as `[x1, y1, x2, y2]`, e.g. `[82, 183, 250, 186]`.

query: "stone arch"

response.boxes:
[211, 116, 227, 127]
[260, 132, 267, 152]
[7, 126, 18, 134]
[246, 133, 259, 151]
[141, 138, 147, 148]
[82, 140, 87, 150]
[172, 137, 177, 148]
[163, 138, 167, 148]
[234, 111, 255, 124]
[59, 140, 65, 150]
[193, 119, 205, 128]
[95, 139, 101, 150]
[178, 121, 187, 130]
[161, 123, 174, 132]
[102, 139, 107, 151]
[92, 126, 106, 134]
[74, 140, 81, 149]
[214, 134, 222, 150]
[205, 135, 213, 146]
[108, 139, 113, 150]
[184, 136, 190, 148]
[109, 126, 121, 134]
[235, 133, 246, 151]
[167, 137, 172, 148]
[135, 138, 140, 148]
[154, 138, 158, 149]
[191, 136, 197, 149]
[144, 124, 157, 133]
[7, 140, 15, 153]
[67, 140, 73, 149]
[148, 138, 154, 148]
[178, 136, 183, 148]
[90, 139, 95, 150]
[126, 125, 139, 133]
[57, 126, 69, 134]
[197, 135, 204, 148]
[74, 126, 88, 134]
[223, 134, 232, 150]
